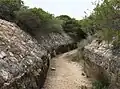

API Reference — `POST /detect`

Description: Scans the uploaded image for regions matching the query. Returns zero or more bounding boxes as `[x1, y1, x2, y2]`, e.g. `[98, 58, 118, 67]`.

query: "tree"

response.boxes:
[93, 0, 120, 46]
[15, 8, 41, 35]
[15, 7, 63, 36]
[80, 0, 120, 46]
[79, 14, 97, 35]
[57, 15, 86, 41]
[0, 0, 23, 20]
[30, 8, 53, 22]
[0, 4, 11, 20]
[0, 0, 23, 12]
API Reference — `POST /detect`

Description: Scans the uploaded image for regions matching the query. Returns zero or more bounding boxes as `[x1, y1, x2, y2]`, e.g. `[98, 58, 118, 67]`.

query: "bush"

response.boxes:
[57, 15, 87, 41]
[0, 0, 23, 21]
[15, 9, 42, 35]
[15, 8, 63, 36]
[92, 80, 109, 89]
[0, 5, 11, 20]
[0, 0, 86, 41]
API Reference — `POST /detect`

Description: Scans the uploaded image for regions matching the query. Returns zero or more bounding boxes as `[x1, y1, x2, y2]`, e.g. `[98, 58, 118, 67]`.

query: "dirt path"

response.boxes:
[42, 50, 92, 89]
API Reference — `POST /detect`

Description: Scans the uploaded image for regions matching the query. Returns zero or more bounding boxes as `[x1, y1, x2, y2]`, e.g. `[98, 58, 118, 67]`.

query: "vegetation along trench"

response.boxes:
[0, 0, 120, 89]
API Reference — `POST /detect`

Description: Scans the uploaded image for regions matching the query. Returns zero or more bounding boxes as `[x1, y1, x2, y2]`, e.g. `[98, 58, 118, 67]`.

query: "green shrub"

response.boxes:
[57, 15, 87, 41]
[92, 80, 109, 89]
[0, 0, 23, 21]
[0, 0, 87, 41]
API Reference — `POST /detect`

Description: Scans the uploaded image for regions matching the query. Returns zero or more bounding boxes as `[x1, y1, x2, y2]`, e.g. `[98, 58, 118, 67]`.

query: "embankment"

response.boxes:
[0, 19, 77, 89]
[82, 39, 120, 89]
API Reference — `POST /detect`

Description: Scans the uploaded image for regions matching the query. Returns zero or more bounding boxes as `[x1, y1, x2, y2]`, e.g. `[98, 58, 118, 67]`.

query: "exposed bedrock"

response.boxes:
[83, 39, 120, 89]
[0, 19, 77, 89]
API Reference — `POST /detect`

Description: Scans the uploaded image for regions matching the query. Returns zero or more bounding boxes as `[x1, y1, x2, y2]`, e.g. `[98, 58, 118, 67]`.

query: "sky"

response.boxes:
[23, 0, 97, 20]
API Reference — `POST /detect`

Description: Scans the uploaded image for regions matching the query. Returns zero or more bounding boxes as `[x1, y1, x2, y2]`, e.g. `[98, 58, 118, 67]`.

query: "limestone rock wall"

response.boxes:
[33, 32, 74, 53]
[0, 19, 75, 89]
[83, 39, 120, 89]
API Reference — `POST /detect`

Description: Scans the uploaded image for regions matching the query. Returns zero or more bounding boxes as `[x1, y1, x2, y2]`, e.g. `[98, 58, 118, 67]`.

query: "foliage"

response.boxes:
[92, 80, 109, 89]
[77, 35, 94, 61]
[15, 8, 41, 35]
[94, 0, 120, 29]
[30, 8, 53, 22]
[57, 15, 87, 41]
[79, 0, 120, 47]
[57, 15, 71, 21]
[0, 0, 23, 20]
[0, 0, 87, 41]
[15, 8, 63, 35]
[0, 0, 23, 11]
[0, 0, 65, 36]
[79, 14, 97, 35]
[93, 0, 120, 45]
[0, 4, 11, 20]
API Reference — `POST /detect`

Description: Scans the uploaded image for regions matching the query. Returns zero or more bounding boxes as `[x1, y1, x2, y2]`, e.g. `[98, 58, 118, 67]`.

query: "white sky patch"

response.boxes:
[23, 0, 97, 20]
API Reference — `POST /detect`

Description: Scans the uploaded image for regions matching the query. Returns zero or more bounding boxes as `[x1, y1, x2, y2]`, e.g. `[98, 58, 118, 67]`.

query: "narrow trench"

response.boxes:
[42, 50, 93, 89]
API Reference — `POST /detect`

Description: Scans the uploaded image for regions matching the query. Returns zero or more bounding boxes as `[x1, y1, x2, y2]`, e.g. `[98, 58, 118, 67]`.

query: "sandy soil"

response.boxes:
[42, 50, 92, 89]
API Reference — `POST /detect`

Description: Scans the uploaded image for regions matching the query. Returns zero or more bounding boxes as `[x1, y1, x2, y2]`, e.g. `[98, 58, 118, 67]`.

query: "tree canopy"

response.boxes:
[0, 0, 87, 41]
[79, 0, 120, 47]
[57, 15, 86, 41]
[0, 0, 23, 20]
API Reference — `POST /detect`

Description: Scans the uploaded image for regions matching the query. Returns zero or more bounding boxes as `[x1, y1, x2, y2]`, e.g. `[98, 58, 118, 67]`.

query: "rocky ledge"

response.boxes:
[83, 39, 120, 89]
[0, 19, 76, 89]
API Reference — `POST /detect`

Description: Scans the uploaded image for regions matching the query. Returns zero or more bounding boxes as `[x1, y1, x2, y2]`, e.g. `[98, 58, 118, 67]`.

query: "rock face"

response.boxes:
[37, 32, 73, 49]
[0, 19, 75, 89]
[83, 39, 120, 89]
[33, 31, 76, 56]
